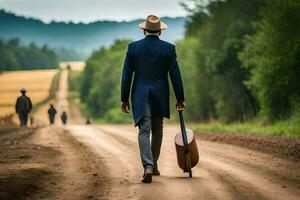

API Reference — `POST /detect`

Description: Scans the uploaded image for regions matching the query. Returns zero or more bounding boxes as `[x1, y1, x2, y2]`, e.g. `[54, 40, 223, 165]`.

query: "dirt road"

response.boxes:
[1, 70, 299, 200]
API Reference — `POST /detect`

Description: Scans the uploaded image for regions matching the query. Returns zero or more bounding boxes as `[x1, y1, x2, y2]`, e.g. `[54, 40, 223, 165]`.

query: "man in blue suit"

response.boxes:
[120, 15, 185, 183]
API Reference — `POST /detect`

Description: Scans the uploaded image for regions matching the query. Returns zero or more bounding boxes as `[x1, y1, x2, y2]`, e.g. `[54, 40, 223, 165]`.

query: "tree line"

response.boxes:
[79, 40, 132, 123]
[0, 38, 58, 71]
[80, 0, 300, 124]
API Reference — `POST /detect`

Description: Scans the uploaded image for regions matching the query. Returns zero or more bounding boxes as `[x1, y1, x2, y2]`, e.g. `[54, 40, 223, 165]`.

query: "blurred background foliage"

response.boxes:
[0, 38, 58, 71]
[76, 0, 300, 128]
[79, 40, 132, 123]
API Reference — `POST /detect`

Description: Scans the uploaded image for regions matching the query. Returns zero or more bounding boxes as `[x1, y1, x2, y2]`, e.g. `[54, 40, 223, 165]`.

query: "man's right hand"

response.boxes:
[121, 102, 130, 113]
[176, 102, 185, 111]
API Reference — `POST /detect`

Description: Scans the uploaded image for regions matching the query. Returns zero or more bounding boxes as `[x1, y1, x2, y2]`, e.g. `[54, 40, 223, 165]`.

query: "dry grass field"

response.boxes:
[0, 69, 57, 123]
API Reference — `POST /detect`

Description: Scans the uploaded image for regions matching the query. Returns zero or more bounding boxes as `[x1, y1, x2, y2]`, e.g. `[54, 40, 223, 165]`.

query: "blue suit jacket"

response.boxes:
[121, 35, 185, 125]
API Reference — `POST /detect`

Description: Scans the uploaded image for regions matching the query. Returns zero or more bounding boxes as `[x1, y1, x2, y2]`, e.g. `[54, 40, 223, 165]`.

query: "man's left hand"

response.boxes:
[176, 102, 185, 111]
[121, 102, 130, 113]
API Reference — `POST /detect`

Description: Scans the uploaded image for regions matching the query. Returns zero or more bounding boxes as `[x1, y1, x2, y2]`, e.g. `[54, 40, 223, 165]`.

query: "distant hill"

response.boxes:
[0, 10, 186, 60]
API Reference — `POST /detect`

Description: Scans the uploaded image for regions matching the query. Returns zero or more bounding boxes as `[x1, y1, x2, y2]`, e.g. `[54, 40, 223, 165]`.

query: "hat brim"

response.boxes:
[138, 21, 168, 30]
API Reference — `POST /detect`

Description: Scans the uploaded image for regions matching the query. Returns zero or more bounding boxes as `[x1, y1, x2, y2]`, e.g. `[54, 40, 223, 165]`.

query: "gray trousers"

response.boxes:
[18, 111, 28, 127]
[138, 104, 163, 168]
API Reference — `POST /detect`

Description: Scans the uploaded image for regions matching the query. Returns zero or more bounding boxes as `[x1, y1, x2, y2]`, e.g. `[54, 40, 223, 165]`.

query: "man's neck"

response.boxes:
[145, 32, 160, 37]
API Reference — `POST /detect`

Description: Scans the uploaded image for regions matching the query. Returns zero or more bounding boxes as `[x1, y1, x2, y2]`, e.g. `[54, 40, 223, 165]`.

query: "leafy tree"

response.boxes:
[175, 37, 215, 121]
[240, 0, 300, 121]
[180, 0, 264, 122]
[0, 48, 21, 71]
[80, 40, 132, 123]
[0, 38, 58, 72]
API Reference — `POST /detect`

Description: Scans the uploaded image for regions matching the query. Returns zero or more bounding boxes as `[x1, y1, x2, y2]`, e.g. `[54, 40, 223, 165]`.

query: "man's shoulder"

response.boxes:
[18, 95, 28, 100]
[158, 39, 175, 48]
[128, 39, 143, 47]
[22, 95, 31, 100]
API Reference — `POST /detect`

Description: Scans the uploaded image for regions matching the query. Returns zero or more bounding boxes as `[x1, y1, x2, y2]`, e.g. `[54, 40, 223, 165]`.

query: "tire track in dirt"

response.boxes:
[201, 155, 299, 200]
[65, 125, 233, 200]
[199, 140, 300, 187]
[67, 125, 141, 200]
[89, 124, 300, 200]
[98, 125, 257, 200]
[97, 126, 226, 200]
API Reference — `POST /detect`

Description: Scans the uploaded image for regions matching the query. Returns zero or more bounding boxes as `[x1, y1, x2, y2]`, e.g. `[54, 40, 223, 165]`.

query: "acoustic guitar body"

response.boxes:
[175, 129, 199, 171]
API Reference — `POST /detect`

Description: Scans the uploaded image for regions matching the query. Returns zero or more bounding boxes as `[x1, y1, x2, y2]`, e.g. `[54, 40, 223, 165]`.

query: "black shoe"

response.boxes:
[142, 167, 153, 183]
[153, 167, 160, 176]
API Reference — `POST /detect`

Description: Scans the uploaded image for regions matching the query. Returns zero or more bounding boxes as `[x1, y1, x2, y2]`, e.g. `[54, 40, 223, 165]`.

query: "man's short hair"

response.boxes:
[144, 29, 161, 35]
[20, 88, 26, 93]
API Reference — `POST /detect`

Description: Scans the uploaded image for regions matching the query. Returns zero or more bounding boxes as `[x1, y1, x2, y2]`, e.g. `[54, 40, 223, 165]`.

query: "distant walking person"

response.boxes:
[86, 117, 91, 125]
[61, 111, 67, 125]
[120, 15, 185, 183]
[15, 88, 33, 127]
[47, 104, 57, 125]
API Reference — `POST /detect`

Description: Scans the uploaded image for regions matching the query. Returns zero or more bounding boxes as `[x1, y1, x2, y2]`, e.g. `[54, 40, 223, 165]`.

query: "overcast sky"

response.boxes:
[0, 0, 188, 23]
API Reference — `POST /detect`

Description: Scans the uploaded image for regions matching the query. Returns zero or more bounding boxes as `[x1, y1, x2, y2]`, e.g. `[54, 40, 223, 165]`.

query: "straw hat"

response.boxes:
[138, 15, 168, 31]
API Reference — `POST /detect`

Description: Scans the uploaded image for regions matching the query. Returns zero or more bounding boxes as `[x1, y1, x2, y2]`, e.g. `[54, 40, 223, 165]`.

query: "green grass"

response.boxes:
[189, 118, 300, 137]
